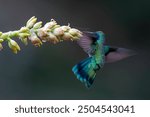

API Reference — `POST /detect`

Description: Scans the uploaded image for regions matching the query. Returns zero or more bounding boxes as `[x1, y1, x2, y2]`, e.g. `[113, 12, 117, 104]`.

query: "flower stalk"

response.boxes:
[0, 16, 82, 53]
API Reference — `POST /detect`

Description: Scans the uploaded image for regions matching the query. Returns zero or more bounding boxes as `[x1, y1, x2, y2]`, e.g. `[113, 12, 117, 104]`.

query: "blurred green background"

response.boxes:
[0, 0, 150, 99]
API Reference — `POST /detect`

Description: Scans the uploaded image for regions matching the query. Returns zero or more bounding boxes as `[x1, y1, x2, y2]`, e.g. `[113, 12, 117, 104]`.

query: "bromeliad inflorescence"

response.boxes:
[0, 16, 82, 53]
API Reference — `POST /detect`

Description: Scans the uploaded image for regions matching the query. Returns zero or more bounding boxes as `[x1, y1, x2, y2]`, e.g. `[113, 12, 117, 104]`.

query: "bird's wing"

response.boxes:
[77, 31, 97, 56]
[104, 46, 136, 63]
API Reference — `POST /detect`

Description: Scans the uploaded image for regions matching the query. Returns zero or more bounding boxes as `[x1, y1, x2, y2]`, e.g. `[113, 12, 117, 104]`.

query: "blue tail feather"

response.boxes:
[72, 57, 97, 88]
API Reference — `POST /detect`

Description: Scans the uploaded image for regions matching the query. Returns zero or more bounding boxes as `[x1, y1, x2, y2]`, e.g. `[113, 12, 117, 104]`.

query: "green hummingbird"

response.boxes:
[72, 31, 135, 88]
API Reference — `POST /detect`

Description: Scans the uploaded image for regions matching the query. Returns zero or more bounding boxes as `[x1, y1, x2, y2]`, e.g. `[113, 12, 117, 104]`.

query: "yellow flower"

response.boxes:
[8, 39, 20, 54]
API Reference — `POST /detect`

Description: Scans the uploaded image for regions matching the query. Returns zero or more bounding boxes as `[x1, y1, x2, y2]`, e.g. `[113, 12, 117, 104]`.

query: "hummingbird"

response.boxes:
[72, 31, 135, 88]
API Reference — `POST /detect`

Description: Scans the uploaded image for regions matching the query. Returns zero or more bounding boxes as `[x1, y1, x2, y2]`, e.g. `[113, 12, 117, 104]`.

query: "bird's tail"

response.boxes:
[72, 56, 100, 88]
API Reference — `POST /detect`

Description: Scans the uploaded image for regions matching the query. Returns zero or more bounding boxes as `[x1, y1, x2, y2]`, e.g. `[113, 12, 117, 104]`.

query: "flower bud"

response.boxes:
[77, 32, 83, 37]
[20, 38, 28, 45]
[32, 38, 41, 46]
[20, 27, 29, 33]
[51, 25, 60, 30]
[48, 32, 59, 44]
[29, 31, 42, 47]
[26, 16, 35, 24]
[29, 36, 42, 47]
[61, 26, 71, 32]
[72, 36, 80, 40]
[62, 32, 73, 41]
[26, 16, 37, 28]
[19, 33, 30, 39]
[53, 27, 64, 36]
[43, 20, 57, 31]
[69, 28, 81, 36]
[37, 28, 48, 42]
[8, 39, 21, 54]
[37, 28, 47, 37]
[1, 33, 9, 39]
[33, 21, 42, 29]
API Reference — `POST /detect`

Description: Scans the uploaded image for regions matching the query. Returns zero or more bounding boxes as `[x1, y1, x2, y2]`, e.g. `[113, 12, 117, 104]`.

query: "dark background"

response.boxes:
[0, 0, 149, 99]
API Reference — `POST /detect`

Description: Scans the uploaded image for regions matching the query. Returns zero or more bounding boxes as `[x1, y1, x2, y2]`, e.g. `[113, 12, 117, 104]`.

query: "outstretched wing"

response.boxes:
[104, 46, 136, 63]
[77, 31, 97, 56]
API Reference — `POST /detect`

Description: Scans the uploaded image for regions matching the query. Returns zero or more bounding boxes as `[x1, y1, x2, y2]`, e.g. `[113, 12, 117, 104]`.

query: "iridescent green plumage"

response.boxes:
[72, 31, 105, 88]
